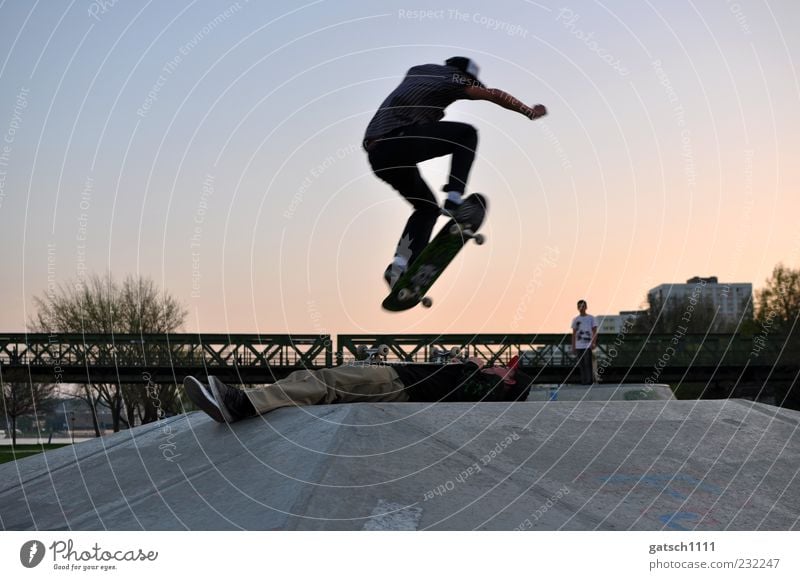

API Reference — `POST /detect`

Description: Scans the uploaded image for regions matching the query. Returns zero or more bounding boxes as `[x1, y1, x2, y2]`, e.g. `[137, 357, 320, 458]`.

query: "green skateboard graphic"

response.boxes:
[382, 193, 487, 312]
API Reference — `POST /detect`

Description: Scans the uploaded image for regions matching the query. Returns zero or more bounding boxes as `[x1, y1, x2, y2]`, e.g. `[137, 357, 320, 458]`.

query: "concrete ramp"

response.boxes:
[1, 399, 798, 530]
[526, 383, 675, 401]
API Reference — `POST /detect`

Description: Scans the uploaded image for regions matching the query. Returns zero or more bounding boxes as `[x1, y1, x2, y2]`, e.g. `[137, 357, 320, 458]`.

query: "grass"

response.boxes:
[0, 444, 71, 465]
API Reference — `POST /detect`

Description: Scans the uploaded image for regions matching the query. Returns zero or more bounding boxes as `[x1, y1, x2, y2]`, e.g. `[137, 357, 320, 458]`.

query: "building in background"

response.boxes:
[647, 276, 753, 328]
[595, 311, 645, 334]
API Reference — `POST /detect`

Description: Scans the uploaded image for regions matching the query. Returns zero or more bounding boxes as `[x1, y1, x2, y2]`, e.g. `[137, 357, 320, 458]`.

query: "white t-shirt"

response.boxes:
[571, 315, 596, 349]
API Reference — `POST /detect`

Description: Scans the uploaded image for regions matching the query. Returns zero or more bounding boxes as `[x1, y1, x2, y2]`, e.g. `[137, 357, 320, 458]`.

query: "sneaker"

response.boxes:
[384, 262, 406, 289]
[442, 198, 462, 216]
[208, 376, 256, 423]
[183, 376, 226, 423]
[449, 197, 483, 226]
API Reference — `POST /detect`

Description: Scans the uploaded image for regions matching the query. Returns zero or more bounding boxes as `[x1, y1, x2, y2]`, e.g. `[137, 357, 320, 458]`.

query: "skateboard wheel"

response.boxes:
[449, 346, 461, 358]
[421, 296, 433, 308]
[398, 288, 412, 301]
[474, 233, 485, 245]
[377, 344, 390, 356]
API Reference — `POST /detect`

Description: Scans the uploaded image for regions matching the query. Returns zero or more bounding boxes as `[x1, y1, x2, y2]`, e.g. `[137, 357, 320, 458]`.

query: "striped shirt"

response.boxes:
[364, 64, 472, 141]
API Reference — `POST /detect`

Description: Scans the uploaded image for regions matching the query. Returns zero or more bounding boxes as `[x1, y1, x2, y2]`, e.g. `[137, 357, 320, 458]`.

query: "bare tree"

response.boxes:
[31, 273, 187, 432]
[73, 384, 104, 437]
[1, 379, 56, 446]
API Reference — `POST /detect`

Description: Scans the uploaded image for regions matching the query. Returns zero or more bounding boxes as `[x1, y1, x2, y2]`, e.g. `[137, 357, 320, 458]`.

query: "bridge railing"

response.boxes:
[593, 333, 792, 368]
[336, 333, 578, 365]
[0, 333, 334, 369]
[336, 333, 789, 368]
[334, 334, 582, 365]
[1, 332, 792, 376]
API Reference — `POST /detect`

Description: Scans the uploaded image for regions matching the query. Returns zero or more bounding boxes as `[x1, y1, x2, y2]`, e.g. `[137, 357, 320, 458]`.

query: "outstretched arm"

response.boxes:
[464, 85, 547, 120]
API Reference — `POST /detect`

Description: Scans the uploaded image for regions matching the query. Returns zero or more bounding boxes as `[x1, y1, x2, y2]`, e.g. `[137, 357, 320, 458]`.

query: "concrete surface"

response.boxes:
[0, 399, 798, 530]
[527, 383, 675, 402]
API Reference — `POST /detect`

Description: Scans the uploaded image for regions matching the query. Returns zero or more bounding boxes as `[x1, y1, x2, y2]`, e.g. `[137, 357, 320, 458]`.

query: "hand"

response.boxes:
[527, 104, 547, 120]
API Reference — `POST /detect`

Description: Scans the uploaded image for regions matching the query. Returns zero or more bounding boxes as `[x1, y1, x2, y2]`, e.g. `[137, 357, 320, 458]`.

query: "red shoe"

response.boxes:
[504, 355, 520, 384]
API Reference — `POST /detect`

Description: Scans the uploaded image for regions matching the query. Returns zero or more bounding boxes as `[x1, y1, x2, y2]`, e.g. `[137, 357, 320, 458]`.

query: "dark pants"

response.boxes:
[367, 121, 478, 265]
[575, 348, 594, 385]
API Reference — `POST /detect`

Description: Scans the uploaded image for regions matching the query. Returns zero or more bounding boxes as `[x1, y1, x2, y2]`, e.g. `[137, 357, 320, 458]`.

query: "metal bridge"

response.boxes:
[1, 333, 796, 392]
[0, 333, 332, 384]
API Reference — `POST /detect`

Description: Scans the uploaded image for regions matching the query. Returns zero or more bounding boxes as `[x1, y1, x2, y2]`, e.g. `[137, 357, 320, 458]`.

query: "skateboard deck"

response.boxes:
[382, 193, 487, 312]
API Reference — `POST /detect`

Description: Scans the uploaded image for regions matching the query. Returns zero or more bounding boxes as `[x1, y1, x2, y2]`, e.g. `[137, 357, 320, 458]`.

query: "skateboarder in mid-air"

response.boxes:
[363, 56, 547, 287]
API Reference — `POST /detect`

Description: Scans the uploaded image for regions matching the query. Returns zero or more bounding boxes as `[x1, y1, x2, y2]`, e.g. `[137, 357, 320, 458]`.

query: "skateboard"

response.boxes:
[430, 346, 465, 363]
[382, 193, 487, 311]
[355, 344, 390, 363]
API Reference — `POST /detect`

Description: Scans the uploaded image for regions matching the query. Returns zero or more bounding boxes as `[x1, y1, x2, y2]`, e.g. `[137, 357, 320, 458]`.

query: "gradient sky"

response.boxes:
[0, 0, 798, 336]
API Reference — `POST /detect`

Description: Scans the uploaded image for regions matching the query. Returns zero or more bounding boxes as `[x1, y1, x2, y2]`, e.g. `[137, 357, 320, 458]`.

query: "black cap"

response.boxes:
[445, 56, 484, 87]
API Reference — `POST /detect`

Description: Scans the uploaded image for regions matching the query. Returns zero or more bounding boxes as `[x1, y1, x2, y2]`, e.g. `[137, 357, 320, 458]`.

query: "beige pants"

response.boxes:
[244, 365, 409, 415]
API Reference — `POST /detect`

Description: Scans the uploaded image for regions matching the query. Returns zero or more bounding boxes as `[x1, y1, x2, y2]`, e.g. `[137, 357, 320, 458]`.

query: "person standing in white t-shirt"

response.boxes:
[571, 300, 598, 385]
